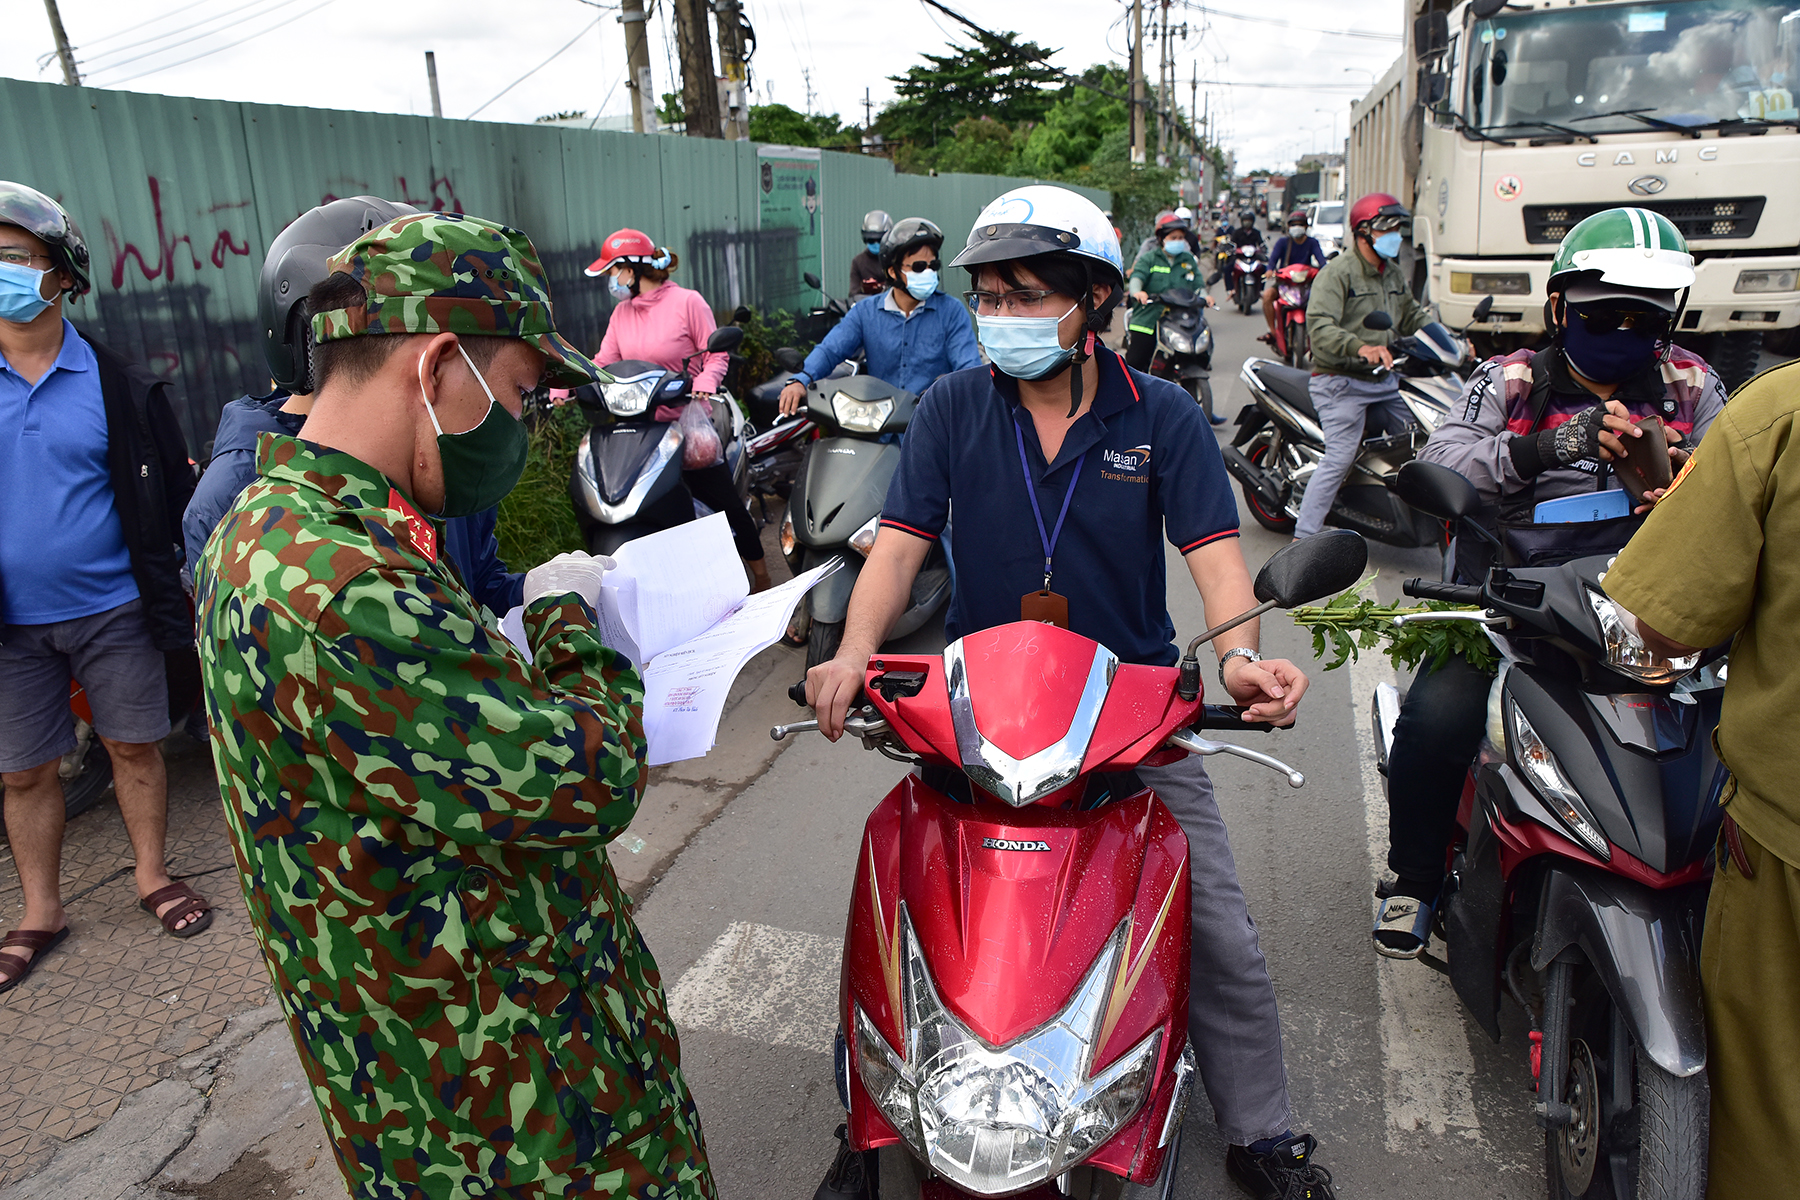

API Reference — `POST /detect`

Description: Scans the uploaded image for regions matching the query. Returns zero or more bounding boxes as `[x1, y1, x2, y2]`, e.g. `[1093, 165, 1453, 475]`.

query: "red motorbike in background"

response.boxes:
[1270, 263, 1317, 370]
[775, 532, 1367, 1197]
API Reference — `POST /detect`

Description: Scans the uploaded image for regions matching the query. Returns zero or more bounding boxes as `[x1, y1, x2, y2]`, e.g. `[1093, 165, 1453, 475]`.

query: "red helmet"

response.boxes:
[1348, 193, 1410, 231]
[1286, 210, 1310, 226]
[585, 228, 666, 276]
[1155, 211, 1191, 234]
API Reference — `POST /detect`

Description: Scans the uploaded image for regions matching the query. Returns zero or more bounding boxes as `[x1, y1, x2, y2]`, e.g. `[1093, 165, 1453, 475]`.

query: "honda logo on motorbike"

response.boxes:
[982, 837, 1052, 852]
[1627, 175, 1668, 196]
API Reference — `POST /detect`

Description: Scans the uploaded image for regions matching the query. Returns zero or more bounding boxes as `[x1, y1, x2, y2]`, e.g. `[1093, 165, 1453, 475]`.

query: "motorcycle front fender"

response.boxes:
[808, 552, 861, 623]
[1530, 865, 1710, 1078]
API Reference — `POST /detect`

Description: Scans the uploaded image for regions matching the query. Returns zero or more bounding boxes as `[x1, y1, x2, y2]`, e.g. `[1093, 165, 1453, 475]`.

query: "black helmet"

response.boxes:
[1239, 211, 1255, 226]
[878, 217, 944, 274]
[0, 181, 91, 298]
[259, 196, 416, 393]
[860, 210, 894, 242]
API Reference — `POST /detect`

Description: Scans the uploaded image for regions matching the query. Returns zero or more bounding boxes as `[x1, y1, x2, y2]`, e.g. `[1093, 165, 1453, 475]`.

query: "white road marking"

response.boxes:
[666, 921, 842, 1054]
[1347, 653, 1485, 1151]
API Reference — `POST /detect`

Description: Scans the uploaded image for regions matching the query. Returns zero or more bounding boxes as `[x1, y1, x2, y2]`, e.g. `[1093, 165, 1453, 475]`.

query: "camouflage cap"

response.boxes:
[311, 211, 607, 387]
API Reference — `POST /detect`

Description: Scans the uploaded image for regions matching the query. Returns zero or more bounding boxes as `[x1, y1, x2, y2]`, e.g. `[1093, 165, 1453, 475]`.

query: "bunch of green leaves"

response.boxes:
[746, 104, 860, 151]
[1289, 577, 1498, 674]
[729, 306, 803, 394]
[495, 402, 588, 574]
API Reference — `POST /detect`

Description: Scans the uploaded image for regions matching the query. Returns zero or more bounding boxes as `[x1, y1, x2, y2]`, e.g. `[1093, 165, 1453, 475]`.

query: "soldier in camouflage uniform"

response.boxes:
[194, 212, 714, 1199]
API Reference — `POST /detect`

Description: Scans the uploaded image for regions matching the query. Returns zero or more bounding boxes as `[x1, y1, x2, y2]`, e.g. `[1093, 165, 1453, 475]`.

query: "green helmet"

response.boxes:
[1546, 208, 1694, 310]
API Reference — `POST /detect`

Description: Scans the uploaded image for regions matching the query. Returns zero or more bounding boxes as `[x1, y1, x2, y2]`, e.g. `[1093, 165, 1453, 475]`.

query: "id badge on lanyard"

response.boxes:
[1015, 422, 1085, 629]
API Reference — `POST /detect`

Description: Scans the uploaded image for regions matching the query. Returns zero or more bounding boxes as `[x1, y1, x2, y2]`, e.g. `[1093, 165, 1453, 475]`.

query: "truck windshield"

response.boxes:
[1313, 203, 1345, 224]
[1465, 0, 1800, 135]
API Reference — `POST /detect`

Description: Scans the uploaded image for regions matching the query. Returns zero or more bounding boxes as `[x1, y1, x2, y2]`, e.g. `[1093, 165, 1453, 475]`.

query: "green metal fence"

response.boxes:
[0, 77, 1103, 453]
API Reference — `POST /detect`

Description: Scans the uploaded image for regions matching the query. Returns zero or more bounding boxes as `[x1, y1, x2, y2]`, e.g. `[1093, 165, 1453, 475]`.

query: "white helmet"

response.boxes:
[950, 185, 1124, 281]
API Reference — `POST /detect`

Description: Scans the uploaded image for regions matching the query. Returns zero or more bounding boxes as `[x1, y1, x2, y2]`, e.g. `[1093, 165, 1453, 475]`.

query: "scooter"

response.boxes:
[778, 373, 951, 668]
[568, 325, 749, 555]
[1220, 304, 1486, 545]
[1269, 263, 1317, 369]
[771, 532, 1368, 1198]
[1228, 244, 1266, 315]
[1374, 461, 1719, 1200]
[1146, 287, 1216, 419]
[743, 346, 860, 521]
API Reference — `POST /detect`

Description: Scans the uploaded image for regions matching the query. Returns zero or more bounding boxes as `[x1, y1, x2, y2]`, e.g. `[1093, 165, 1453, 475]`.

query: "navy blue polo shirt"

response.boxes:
[881, 346, 1239, 666]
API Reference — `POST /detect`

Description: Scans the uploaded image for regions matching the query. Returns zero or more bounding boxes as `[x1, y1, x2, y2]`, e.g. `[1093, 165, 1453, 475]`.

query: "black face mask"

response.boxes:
[1561, 303, 1668, 384]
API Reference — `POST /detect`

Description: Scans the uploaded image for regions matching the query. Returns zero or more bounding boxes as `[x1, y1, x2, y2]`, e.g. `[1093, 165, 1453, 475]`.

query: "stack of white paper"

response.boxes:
[501, 513, 838, 765]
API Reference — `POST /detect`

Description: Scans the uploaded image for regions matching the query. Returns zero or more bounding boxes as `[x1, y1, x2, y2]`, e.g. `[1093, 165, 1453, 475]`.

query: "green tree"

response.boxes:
[1019, 64, 1131, 177]
[881, 28, 1063, 144]
[658, 91, 685, 126]
[899, 116, 1024, 176]
[746, 103, 859, 150]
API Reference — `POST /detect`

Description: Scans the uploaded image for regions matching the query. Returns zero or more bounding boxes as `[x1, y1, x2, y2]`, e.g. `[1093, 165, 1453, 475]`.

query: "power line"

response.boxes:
[69, 0, 217, 52]
[1174, 3, 1402, 42]
[101, 0, 340, 85]
[82, 0, 313, 69]
[468, 15, 605, 118]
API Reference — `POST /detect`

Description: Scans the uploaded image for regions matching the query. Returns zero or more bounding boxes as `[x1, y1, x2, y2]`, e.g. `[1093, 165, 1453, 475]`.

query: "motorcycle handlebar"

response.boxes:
[1404, 578, 1483, 604]
[1195, 705, 1281, 733]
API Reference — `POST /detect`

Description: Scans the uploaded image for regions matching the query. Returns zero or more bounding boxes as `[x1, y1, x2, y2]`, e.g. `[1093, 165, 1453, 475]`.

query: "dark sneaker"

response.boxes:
[1226, 1133, 1337, 1200]
[814, 1123, 872, 1200]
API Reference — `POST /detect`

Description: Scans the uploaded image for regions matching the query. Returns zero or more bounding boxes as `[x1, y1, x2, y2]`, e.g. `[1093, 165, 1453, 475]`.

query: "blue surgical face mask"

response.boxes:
[1562, 308, 1662, 384]
[1163, 237, 1189, 255]
[0, 261, 54, 324]
[976, 303, 1080, 380]
[905, 268, 938, 301]
[1373, 232, 1403, 259]
[866, 240, 882, 254]
[608, 273, 632, 301]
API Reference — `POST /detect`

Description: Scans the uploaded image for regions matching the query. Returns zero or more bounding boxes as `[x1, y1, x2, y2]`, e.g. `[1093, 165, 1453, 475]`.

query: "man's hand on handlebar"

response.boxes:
[779, 380, 807, 417]
[806, 651, 869, 740]
[1222, 655, 1308, 727]
[1356, 344, 1394, 370]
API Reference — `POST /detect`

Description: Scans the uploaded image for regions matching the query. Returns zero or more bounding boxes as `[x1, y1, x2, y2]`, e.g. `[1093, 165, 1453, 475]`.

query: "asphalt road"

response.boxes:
[633, 296, 1551, 1198]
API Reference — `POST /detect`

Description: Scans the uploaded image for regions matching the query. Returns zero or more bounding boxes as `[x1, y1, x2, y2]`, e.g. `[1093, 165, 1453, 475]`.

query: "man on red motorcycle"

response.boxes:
[807, 184, 1340, 1200]
[1260, 209, 1327, 346]
[1373, 208, 1725, 957]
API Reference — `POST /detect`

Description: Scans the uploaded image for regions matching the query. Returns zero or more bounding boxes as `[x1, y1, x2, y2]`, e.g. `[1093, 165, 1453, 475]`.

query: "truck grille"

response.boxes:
[1523, 197, 1765, 244]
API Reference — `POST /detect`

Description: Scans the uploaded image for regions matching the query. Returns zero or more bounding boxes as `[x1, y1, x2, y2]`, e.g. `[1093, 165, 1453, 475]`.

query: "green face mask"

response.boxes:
[419, 343, 530, 518]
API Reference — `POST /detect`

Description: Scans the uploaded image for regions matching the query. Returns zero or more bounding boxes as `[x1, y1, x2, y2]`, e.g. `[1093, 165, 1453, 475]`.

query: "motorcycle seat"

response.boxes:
[1255, 362, 1318, 421]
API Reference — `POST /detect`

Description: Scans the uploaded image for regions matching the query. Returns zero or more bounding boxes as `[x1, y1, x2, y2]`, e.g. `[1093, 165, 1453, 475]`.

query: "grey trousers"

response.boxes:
[1294, 372, 1413, 538]
[1135, 754, 1292, 1145]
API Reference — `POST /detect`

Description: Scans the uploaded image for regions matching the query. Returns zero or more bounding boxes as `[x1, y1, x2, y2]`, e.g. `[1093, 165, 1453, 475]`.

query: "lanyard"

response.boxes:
[1014, 420, 1085, 591]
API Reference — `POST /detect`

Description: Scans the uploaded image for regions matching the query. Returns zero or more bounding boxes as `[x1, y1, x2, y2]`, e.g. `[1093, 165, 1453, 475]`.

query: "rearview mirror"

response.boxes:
[1394, 461, 1481, 522]
[1362, 310, 1394, 331]
[803, 271, 822, 290]
[706, 325, 744, 354]
[773, 346, 805, 372]
[1470, 0, 1507, 15]
[1472, 295, 1495, 322]
[1253, 530, 1368, 609]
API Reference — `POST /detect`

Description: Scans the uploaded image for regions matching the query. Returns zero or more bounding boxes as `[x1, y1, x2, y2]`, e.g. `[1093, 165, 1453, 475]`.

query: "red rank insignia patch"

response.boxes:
[387, 487, 438, 563]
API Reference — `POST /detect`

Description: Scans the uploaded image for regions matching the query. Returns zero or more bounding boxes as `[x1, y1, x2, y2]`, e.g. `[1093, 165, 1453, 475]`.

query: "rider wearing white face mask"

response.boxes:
[1259, 209, 1327, 346]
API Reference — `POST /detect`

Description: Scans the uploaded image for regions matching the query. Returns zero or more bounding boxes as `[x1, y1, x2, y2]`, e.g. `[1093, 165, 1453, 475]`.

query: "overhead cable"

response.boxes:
[84, 0, 317, 72]
[101, 0, 339, 86]
[1175, 3, 1402, 42]
[468, 15, 606, 119]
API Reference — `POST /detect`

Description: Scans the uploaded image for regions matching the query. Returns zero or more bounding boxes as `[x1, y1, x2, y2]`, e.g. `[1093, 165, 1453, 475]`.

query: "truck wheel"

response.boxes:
[1711, 331, 1762, 395]
[806, 619, 845, 670]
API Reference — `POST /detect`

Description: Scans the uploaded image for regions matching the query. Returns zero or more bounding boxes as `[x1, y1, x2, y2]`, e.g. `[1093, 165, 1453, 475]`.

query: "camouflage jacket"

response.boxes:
[194, 435, 712, 1200]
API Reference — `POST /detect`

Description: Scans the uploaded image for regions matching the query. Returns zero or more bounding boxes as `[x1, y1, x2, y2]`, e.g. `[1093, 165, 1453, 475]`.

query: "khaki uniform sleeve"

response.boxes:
[1604, 405, 1765, 649]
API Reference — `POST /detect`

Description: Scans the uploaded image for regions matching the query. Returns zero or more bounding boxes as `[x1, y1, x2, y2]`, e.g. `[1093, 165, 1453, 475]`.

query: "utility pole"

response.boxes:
[42, 0, 81, 86]
[863, 88, 874, 132]
[714, 0, 748, 140]
[674, 0, 722, 137]
[620, 0, 657, 133]
[424, 52, 443, 118]
[1156, 0, 1171, 167]
[1129, 0, 1145, 165]
[801, 67, 816, 116]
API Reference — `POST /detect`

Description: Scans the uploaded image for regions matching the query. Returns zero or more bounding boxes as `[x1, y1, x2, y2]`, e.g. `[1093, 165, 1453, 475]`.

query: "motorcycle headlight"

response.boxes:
[1160, 325, 1195, 354]
[848, 513, 881, 557]
[854, 910, 1161, 1195]
[780, 510, 798, 558]
[1586, 591, 1699, 685]
[1508, 698, 1611, 861]
[601, 376, 658, 417]
[833, 394, 894, 434]
[1278, 284, 1305, 306]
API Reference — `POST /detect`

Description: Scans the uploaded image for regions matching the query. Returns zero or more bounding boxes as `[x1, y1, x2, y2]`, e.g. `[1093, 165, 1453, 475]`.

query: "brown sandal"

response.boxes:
[0, 927, 70, 994]
[139, 882, 214, 938]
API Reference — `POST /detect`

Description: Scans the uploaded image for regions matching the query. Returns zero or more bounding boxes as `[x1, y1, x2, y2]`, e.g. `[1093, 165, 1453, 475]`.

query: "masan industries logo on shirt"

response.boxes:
[1101, 443, 1152, 483]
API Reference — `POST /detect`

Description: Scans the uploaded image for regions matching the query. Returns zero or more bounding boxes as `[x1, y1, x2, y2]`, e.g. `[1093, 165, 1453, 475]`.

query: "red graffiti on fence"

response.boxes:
[102, 176, 253, 288]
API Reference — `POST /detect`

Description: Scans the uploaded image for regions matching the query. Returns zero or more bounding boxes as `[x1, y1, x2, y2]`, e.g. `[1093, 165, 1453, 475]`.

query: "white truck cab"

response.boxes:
[1415, 0, 1799, 370]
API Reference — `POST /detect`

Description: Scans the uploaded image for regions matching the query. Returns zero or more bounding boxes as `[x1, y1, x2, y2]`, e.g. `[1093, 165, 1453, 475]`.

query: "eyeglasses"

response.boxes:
[962, 288, 1060, 316]
[903, 259, 941, 274]
[0, 249, 53, 268]
[1570, 305, 1672, 339]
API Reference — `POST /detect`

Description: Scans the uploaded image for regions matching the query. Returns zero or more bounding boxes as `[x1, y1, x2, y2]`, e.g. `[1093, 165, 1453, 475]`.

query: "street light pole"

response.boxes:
[425, 52, 443, 118]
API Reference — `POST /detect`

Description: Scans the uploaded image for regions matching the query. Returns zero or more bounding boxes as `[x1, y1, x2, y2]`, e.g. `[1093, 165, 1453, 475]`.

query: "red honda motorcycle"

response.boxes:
[775, 532, 1367, 1197]
[1270, 263, 1317, 370]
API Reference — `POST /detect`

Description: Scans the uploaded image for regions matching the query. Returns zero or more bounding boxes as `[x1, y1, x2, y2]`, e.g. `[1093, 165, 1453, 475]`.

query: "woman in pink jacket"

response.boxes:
[589, 229, 770, 591]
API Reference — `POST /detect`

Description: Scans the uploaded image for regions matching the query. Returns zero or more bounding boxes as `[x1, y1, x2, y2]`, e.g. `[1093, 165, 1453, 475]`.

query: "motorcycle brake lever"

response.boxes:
[1167, 728, 1305, 788]
[770, 719, 819, 741]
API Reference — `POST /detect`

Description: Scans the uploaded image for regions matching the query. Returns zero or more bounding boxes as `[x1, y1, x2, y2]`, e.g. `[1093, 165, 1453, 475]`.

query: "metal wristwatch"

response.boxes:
[1218, 647, 1261, 686]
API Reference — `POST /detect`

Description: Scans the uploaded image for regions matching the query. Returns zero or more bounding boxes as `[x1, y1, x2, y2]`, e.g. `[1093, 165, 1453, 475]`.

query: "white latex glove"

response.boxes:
[522, 552, 615, 608]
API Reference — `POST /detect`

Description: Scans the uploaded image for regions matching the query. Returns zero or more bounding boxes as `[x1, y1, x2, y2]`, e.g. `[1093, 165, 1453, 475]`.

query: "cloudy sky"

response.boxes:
[6, 0, 1402, 171]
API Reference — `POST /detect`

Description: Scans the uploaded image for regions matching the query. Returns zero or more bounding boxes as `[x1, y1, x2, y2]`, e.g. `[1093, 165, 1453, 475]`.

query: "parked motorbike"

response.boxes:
[1374, 461, 1718, 1200]
[1228, 244, 1266, 315]
[1147, 287, 1215, 418]
[743, 346, 862, 522]
[568, 325, 749, 555]
[773, 532, 1368, 1199]
[778, 374, 951, 668]
[1220, 303, 1487, 545]
[1269, 263, 1317, 369]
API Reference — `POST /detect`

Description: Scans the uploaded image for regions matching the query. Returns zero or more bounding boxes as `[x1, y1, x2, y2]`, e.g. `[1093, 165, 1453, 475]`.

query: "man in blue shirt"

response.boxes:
[0, 182, 212, 996]
[1261, 209, 1329, 347]
[777, 217, 981, 416]
[804, 186, 1341, 1200]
